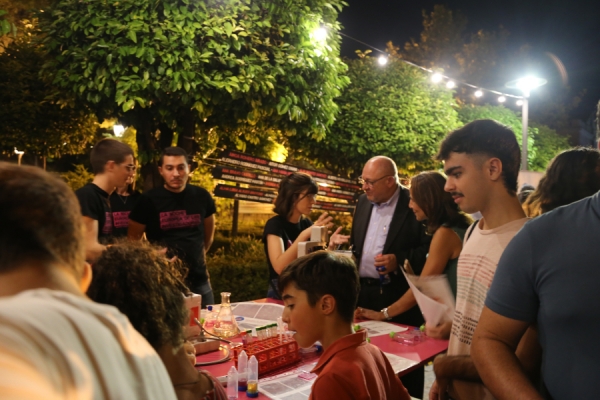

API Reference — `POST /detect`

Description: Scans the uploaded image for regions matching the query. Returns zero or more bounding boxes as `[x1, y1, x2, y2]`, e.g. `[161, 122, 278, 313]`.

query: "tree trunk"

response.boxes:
[176, 109, 199, 172]
[133, 109, 163, 192]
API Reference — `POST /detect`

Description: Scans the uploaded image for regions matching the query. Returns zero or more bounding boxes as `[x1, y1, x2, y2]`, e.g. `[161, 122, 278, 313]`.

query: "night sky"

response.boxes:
[338, 0, 600, 121]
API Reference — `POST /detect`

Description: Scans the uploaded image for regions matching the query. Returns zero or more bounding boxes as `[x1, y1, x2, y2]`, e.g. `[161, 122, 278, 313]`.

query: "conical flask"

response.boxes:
[213, 292, 239, 338]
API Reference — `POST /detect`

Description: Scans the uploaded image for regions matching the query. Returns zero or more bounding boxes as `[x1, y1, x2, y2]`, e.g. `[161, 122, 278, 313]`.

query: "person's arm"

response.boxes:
[471, 307, 543, 400]
[360, 227, 460, 321]
[203, 215, 215, 252]
[266, 231, 311, 274]
[267, 213, 332, 274]
[81, 216, 106, 262]
[128, 219, 146, 241]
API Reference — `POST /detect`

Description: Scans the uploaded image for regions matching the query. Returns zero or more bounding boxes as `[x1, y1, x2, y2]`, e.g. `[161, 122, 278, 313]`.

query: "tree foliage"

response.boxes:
[457, 105, 570, 172]
[39, 0, 349, 188]
[295, 55, 461, 177]
[0, 25, 98, 160]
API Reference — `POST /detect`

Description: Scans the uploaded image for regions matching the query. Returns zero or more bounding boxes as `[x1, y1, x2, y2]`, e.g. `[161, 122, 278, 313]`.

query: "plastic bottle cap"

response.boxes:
[207, 305, 212, 311]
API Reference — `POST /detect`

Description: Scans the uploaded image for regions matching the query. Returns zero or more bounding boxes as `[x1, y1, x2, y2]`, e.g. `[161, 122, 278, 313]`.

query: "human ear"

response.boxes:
[487, 158, 503, 181]
[80, 262, 93, 293]
[320, 294, 336, 316]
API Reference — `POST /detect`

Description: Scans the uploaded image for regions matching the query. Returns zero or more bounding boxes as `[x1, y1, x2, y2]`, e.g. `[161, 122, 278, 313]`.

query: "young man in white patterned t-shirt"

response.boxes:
[427, 120, 539, 400]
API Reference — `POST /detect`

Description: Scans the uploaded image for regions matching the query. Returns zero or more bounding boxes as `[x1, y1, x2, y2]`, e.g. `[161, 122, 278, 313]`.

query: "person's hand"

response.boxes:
[425, 320, 452, 340]
[355, 307, 385, 321]
[429, 379, 449, 400]
[374, 253, 398, 273]
[183, 341, 196, 367]
[313, 212, 333, 229]
[328, 226, 350, 249]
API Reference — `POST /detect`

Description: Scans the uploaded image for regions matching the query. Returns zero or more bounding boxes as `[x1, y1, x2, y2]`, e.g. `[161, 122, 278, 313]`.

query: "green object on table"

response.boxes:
[353, 324, 361, 332]
[420, 324, 425, 332]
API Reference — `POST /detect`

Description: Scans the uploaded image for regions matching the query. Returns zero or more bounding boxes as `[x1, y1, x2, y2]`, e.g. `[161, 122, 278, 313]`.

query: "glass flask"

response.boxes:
[213, 292, 239, 338]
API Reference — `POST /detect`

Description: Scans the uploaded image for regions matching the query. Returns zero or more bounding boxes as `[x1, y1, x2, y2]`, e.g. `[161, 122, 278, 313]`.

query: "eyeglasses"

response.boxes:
[123, 164, 137, 172]
[358, 175, 393, 187]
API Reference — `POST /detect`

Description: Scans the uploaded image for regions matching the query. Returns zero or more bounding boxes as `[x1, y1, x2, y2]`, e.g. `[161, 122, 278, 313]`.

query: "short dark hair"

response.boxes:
[524, 147, 600, 216]
[277, 251, 359, 324]
[90, 139, 134, 174]
[159, 146, 189, 167]
[88, 241, 190, 351]
[0, 163, 85, 275]
[436, 119, 521, 193]
[410, 171, 472, 234]
[273, 172, 318, 218]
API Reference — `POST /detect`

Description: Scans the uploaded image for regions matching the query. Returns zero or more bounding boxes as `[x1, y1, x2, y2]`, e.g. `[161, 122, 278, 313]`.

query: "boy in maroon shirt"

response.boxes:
[279, 251, 410, 400]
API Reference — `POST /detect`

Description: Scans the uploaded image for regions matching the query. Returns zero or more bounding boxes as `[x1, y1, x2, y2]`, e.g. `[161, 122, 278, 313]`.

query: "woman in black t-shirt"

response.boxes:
[262, 172, 349, 299]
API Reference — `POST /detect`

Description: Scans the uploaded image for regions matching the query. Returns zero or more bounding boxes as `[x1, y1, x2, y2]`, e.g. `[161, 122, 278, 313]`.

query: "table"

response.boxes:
[196, 299, 448, 398]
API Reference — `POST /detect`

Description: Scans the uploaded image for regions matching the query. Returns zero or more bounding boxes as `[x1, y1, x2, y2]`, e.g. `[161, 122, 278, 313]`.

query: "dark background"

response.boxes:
[338, 0, 600, 121]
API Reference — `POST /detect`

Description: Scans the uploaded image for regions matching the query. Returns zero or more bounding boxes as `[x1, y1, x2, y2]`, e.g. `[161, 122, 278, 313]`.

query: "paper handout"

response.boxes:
[401, 267, 455, 326]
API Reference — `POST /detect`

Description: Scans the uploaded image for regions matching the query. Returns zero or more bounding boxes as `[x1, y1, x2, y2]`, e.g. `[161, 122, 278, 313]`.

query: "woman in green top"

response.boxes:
[356, 171, 471, 324]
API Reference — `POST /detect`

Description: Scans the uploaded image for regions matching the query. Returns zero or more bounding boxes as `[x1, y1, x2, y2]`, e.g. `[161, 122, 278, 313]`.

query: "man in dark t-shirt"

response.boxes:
[75, 139, 135, 262]
[128, 147, 216, 305]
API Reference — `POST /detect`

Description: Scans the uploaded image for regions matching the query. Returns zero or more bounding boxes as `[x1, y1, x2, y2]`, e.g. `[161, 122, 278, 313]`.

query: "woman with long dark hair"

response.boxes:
[356, 171, 471, 327]
[524, 147, 600, 217]
[263, 172, 349, 299]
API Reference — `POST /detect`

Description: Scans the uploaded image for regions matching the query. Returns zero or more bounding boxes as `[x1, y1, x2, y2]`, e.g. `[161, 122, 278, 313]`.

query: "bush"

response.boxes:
[61, 164, 93, 191]
[207, 235, 269, 303]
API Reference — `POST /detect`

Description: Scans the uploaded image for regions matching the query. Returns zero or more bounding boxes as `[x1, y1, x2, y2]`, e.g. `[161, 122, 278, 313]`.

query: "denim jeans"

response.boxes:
[189, 280, 215, 306]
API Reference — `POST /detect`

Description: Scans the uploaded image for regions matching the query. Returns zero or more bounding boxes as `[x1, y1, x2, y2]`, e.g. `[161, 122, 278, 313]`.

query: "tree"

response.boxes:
[294, 54, 461, 177]
[457, 104, 570, 172]
[39, 0, 349, 189]
[0, 23, 98, 167]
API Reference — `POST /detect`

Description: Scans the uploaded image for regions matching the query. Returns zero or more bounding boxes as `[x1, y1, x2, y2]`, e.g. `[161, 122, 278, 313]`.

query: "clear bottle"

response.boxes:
[237, 350, 248, 391]
[204, 305, 216, 333]
[213, 292, 239, 338]
[390, 327, 423, 345]
[227, 366, 238, 400]
[246, 355, 259, 398]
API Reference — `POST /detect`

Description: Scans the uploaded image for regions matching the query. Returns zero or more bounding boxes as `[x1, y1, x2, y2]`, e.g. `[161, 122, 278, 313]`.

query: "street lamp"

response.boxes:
[113, 124, 125, 137]
[14, 148, 24, 165]
[506, 76, 547, 171]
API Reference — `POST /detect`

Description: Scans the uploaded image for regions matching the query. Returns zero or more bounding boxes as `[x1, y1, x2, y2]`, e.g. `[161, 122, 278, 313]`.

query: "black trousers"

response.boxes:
[357, 277, 424, 327]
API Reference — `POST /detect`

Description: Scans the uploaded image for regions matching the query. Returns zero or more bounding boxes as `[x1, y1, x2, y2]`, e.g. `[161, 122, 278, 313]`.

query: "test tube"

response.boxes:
[277, 317, 283, 341]
[245, 329, 253, 345]
[237, 350, 248, 391]
[246, 355, 259, 398]
[227, 366, 238, 399]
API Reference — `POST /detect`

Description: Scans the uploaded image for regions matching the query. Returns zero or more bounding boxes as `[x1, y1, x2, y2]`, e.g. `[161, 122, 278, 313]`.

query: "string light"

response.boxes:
[431, 73, 443, 83]
[516, 99, 524, 106]
[338, 31, 525, 103]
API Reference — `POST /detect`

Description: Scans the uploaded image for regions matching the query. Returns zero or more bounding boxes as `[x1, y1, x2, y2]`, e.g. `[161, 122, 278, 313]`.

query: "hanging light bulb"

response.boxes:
[498, 96, 506, 103]
[446, 80, 456, 89]
[516, 99, 524, 106]
[474, 90, 483, 98]
[431, 73, 443, 83]
[377, 55, 388, 66]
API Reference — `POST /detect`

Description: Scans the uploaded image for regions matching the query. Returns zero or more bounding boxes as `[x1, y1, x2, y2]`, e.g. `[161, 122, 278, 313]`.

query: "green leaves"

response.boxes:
[39, 0, 349, 167]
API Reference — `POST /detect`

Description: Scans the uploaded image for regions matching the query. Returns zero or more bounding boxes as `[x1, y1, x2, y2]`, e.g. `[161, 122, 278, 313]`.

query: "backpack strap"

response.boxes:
[465, 219, 480, 243]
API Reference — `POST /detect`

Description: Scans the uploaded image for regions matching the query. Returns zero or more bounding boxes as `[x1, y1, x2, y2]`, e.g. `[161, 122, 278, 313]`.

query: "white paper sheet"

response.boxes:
[383, 352, 420, 374]
[401, 269, 455, 326]
[356, 320, 408, 337]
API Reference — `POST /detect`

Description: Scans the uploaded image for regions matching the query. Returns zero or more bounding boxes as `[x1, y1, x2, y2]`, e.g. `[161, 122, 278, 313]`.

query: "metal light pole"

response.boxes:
[506, 76, 547, 171]
[14, 148, 24, 166]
